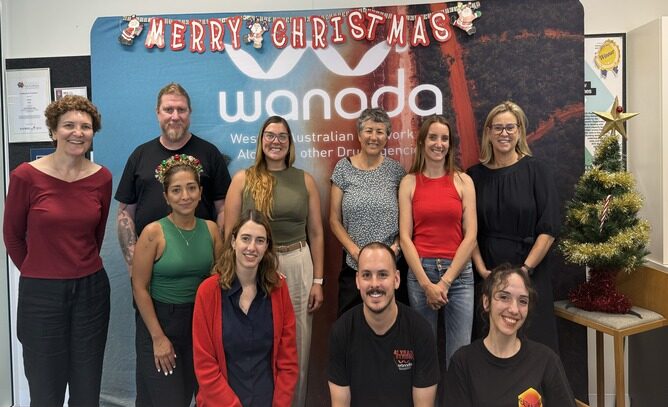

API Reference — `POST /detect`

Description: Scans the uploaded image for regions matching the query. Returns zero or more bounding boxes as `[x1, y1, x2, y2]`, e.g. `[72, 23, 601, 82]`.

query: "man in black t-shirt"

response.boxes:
[328, 242, 439, 407]
[115, 83, 230, 275]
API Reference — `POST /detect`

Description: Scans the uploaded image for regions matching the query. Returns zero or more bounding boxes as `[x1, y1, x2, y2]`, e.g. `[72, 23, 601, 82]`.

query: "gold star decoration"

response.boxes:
[593, 96, 639, 139]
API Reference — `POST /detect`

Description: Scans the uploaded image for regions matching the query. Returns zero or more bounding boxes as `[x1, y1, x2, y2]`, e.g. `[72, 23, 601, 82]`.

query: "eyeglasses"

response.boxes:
[263, 132, 289, 143]
[490, 124, 519, 134]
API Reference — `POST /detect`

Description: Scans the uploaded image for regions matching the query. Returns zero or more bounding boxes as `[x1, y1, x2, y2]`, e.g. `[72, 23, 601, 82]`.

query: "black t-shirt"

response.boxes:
[115, 135, 231, 235]
[445, 338, 576, 407]
[328, 303, 439, 407]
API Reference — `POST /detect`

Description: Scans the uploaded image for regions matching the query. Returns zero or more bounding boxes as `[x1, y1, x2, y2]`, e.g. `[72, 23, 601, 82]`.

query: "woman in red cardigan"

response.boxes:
[193, 209, 298, 407]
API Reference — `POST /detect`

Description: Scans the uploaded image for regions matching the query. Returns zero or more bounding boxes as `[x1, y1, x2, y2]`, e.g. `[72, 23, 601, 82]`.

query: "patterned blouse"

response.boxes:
[331, 157, 406, 269]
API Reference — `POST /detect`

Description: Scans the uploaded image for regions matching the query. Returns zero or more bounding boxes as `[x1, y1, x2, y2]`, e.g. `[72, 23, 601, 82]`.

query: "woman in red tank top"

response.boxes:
[398, 115, 478, 368]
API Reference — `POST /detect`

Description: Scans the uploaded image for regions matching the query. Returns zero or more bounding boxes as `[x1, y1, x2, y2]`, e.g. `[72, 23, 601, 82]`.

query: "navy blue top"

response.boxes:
[223, 279, 274, 407]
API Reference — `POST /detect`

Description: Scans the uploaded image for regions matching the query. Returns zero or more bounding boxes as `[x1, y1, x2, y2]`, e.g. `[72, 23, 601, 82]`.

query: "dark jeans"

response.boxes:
[17, 269, 110, 407]
[337, 252, 409, 317]
[135, 299, 197, 407]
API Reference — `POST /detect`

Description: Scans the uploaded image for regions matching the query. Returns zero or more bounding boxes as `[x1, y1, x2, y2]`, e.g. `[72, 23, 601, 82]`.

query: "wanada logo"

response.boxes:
[219, 41, 442, 122]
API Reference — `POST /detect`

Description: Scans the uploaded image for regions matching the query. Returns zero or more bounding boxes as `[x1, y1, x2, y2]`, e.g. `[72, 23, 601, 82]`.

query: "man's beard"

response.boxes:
[163, 124, 187, 142]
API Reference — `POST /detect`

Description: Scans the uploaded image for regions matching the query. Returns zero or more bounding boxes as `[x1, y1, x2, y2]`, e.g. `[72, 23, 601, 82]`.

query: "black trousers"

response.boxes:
[135, 299, 196, 407]
[17, 269, 110, 407]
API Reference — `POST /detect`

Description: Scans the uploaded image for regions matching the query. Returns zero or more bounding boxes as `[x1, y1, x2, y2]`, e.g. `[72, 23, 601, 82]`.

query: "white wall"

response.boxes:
[581, 0, 668, 34]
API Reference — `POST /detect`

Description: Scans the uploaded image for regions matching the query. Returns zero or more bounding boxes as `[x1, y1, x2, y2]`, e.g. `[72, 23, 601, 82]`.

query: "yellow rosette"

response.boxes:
[594, 39, 620, 78]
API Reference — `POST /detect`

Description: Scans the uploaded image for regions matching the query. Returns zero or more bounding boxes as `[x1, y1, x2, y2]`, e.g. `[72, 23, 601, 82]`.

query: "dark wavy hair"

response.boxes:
[480, 263, 537, 336]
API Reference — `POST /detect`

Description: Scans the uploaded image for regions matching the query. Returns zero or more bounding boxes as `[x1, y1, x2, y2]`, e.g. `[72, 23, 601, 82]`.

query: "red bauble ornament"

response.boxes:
[616, 105, 624, 113]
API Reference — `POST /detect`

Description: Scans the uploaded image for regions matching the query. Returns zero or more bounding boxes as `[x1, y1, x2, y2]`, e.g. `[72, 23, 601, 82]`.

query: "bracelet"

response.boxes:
[313, 278, 324, 285]
[522, 264, 535, 276]
[440, 276, 452, 288]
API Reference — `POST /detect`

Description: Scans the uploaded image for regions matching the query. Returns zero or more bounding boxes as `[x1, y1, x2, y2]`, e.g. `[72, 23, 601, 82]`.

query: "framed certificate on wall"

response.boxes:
[6, 68, 52, 143]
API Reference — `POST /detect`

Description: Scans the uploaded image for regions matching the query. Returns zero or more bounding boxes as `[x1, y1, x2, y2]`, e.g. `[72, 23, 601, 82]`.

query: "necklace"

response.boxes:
[170, 217, 197, 246]
[175, 225, 197, 246]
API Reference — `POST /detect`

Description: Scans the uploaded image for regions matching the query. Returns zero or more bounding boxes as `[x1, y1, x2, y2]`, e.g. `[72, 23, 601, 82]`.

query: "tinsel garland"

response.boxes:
[561, 221, 650, 272]
[579, 168, 634, 190]
[569, 269, 631, 313]
[567, 192, 643, 223]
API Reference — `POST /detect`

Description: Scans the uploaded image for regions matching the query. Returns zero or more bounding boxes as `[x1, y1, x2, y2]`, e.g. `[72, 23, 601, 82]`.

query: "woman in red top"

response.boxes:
[193, 209, 298, 407]
[3, 96, 112, 406]
[399, 115, 477, 367]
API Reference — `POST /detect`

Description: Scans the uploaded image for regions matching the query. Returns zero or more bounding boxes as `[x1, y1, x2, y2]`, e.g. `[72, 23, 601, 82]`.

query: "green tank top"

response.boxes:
[242, 166, 308, 245]
[150, 217, 214, 304]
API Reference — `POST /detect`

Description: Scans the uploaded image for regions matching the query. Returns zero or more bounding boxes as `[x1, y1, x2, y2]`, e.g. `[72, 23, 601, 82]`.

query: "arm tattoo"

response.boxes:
[117, 209, 137, 267]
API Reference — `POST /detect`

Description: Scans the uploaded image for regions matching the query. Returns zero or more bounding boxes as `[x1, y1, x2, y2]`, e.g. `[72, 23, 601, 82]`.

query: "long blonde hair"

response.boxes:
[244, 116, 296, 218]
[409, 115, 458, 175]
[212, 209, 281, 294]
[479, 101, 532, 165]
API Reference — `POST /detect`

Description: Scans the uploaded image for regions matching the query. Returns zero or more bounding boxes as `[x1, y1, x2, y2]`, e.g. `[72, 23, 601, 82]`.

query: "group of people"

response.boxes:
[326, 103, 573, 406]
[2, 81, 575, 407]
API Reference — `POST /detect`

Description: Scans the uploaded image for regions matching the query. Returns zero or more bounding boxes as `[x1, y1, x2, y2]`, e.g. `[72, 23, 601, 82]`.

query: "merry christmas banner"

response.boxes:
[92, 3, 486, 180]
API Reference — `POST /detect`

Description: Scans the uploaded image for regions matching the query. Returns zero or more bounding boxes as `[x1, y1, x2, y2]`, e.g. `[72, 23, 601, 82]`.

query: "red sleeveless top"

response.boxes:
[411, 173, 463, 258]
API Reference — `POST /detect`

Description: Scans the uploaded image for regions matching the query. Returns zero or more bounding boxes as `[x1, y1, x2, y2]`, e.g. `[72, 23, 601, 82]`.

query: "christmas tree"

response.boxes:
[560, 98, 649, 313]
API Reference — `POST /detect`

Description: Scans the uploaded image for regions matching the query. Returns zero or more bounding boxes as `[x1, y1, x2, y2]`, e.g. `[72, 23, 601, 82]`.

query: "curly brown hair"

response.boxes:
[44, 95, 102, 135]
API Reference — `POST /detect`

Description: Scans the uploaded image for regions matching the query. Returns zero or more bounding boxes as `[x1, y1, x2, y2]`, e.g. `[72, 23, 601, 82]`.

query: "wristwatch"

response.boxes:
[522, 263, 535, 276]
[313, 278, 324, 285]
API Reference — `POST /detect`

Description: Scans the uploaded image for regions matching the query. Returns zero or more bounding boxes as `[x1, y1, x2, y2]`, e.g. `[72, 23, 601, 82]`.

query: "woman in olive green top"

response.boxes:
[224, 116, 324, 407]
[132, 154, 223, 406]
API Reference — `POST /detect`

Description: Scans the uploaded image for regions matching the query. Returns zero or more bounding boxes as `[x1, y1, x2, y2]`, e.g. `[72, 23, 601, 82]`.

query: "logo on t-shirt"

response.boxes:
[393, 349, 414, 371]
[518, 387, 542, 407]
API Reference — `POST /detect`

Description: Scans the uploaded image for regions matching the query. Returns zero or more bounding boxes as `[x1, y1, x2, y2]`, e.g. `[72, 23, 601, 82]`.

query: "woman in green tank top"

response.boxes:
[132, 154, 223, 406]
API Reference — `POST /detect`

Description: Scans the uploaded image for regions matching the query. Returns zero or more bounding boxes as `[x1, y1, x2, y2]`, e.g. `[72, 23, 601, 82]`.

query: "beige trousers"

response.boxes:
[278, 243, 313, 407]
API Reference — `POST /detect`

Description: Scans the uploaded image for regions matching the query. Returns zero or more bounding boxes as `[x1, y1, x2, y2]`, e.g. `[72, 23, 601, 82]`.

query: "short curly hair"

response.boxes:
[356, 107, 391, 135]
[44, 95, 102, 135]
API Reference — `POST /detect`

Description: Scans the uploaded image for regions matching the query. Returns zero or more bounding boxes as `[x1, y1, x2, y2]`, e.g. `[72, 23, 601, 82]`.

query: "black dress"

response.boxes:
[468, 156, 560, 352]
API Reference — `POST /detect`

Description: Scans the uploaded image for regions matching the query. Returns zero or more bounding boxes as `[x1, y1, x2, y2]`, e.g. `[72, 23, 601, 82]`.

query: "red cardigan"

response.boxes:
[193, 274, 298, 407]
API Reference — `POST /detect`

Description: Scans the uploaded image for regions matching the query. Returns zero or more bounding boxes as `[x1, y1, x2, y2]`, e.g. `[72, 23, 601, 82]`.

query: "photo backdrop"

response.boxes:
[79, 1, 585, 405]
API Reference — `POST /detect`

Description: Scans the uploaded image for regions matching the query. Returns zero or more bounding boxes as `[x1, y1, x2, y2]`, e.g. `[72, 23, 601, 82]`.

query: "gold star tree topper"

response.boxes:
[593, 96, 639, 138]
